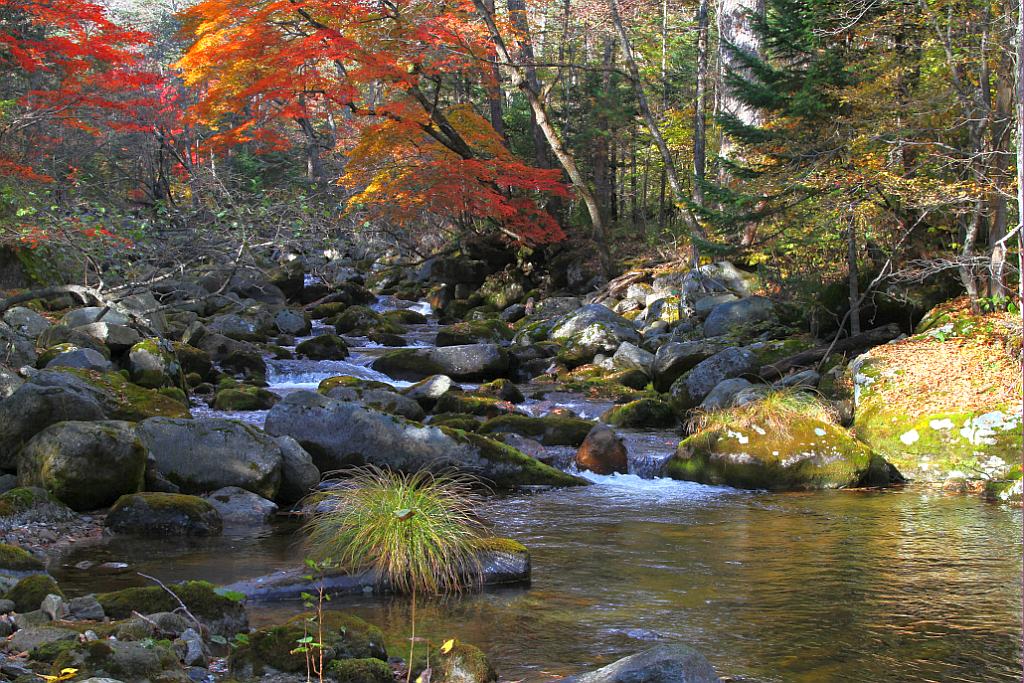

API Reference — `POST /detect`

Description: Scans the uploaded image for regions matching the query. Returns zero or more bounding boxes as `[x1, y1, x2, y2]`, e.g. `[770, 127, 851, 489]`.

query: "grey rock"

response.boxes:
[373, 344, 510, 382]
[3, 307, 50, 338]
[0, 598, 15, 613]
[40, 593, 69, 621]
[703, 296, 776, 338]
[12, 610, 51, 630]
[699, 378, 755, 411]
[177, 627, 208, 667]
[0, 474, 16, 494]
[0, 365, 23, 399]
[730, 385, 770, 407]
[670, 347, 759, 411]
[403, 374, 456, 409]
[274, 436, 320, 504]
[0, 321, 36, 367]
[206, 313, 263, 340]
[45, 347, 112, 372]
[611, 342, 654, 375]
[651, 340, 729, 393]
[18, 420, 145, 511]
[773, 369, 821, 389]
[358, 388, 425, 421]
[127, 338, 181, 388]
[500, 303, 527, 323]
[694, 293, 739, 320]
[7, 626, 78, 654]
[274, 309, 309, 336]
[61, 307, 130, 328]
[0, 383, 106, 469]
[549, 304, 637, 344]
[106, 492, 223, 537]
[75, 322, 141, 352]
[68, 595, 105, 621]
[137, 418, 283, 499]
[562, 644, 721, 683]
[203, 486, 278, 525]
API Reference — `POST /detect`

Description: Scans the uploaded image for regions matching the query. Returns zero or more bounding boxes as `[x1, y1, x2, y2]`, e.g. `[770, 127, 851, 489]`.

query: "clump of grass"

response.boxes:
[688, 387, 837, 438]
[302, 466, 488, 595]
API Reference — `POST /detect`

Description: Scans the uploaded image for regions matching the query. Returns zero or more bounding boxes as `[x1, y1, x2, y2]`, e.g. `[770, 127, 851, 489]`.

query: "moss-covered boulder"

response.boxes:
[212, 385, 280, 411]
[6, 574, 63, 612]
[173, 342, 214, 381]
[436, 319, 512, 347]
[18, 420, 146, 511]
[429, 414, 482, 431]
[127, 338, 182, 389]
[0, 487, 73, 522]
[852, 304, 1022, 484]
[333, 306, 402, 335]
[431, 641, 498, 683]
[296, 334, 350, 360]
[381, 308, 428, 325]
[372, 345, 510, 382]
[318, 375, 394, 393]
[662, 413, 899, 491]
[228, 611, 386, 677]
[50, 637, 189, 683]
[478, 414, 595, 447]
[45, 368, 191, 421]
[106, 492, 223, 537]
[0, 543, 44, 574]
[601, 398, 676, 429]
[433, 392, 519, 418]
[474, 378, 525, 404]
[97, 580, 247, 636]
[327, 657, 394, 683]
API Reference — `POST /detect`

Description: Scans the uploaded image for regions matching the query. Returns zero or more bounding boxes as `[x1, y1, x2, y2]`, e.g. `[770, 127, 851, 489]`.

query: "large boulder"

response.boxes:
[702, 296, 776, 338]
[651, 340, 729, 393]
[47, 639, 189, 683]
[136, 418, 283, 499]
[601, 398, 676, 429]
[669, 347, 759, 412]
[2, 307, 50, 339]
[0, 321, 36, 367]
[372, 344, 510, 382]
[611, 342, 654, 375]
[61, 307, 130, 328]
[26, 368, 190, 421]
[127, 338, 182, 389]
[75, 321, 141, 352]
[0, 382, 105, 468]
[575, 425, 628, 475]
[274, 435, 321, 504]
[203, 486, 278, 525]
[662, 414, 901, 490]
[106, 492, 223, 536]
[436, 319, 513, 347]
[478, 414, 595, 446]
[264, 392, 585, 488]
[295, 334, 350, 360]
[97, 580, 247, 636]
[44, 347, 112, 372]
[18, 421, 146, 511]
[550, 305, 639, 366]
[562, 644, 721, 683]
[851, 314, 1022, 483]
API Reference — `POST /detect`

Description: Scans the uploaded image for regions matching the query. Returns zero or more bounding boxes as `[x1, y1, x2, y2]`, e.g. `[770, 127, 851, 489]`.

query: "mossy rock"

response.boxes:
[436, 319, 512, 347]
[311, 301, 349, 319]
[433, 393, 519, 418]
[0, 543, 44, 573]
[439, 428, 588, 488]
[0, 486, 66, 518]
[6, 574, 62, 612]
[212, 386, 280, 411]
[474, 378, 525, 403]
[662, 415, 899, 491]
[852, 350, 1022, 483]
[51, 637, 188, 683]
[984, 465, 1023, 503]
[326, 657, 393, 683]
[56, 368, 191, 420]
[295, 334, 350, 360]
[428, 414, 482, 431]
[333, 306, 401, 335]
[435, 641, 498, 683]
[381, 308, 428, 325]
[747, 335, 817, 367]
[607, 368, 650, 390]
[477, 414, 594, 447]
[97, 580, 247, 636]
[228, 611, 387, 676]
[106, 492, 223, 537]
[128, 338, 182, 389]
[601, 398, 676, 429]
[173, 342, 214, 380]
[371, 349, 446, 379]
[318, 375, 394, 393]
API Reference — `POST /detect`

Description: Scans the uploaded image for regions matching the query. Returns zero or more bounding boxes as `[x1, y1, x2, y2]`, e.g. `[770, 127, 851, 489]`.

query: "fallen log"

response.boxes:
[759, 323, 902, 380]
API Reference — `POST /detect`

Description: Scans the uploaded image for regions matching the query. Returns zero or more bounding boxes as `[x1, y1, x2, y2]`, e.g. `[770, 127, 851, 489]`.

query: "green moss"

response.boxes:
[0, 543, 44, 572]
[472, 537, 527, 554]
[475, 378, 525, 403]
[6, 574, 63, 612]
[478, 414, 594, 446]
[51, 638, 185, 683]
[333, 306, 401, 335]
[213, 386, 279, 411]
[748, 336, 817, 367]
[662, 416, 893, 491]
[228, 611, 386, 676]
[326, 658, 393, 683]
[0, 487, 59, 517]
[97, 580, 239, 622]
[173, 343, 214, 380]
[428, 414, 481, 431]
[372, 349, 445, 378]
[433, 393, 517, 417]
[439, 428, 588, 488]
[56, 368, 191, 420]
[436, 319, 512, 347]
[158, 386, 188, 405]
[311, 302, 349, 319]
[602, 398, 676, 428]
[436, 642, 497, 683]
[381, 309, 428, 325]
[318, 375, 393, 393]
[296, 334, 350, 360]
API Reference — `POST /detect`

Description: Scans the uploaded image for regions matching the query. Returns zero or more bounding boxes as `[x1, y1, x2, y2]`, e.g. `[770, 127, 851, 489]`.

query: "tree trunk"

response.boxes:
[1017, 0, 1024, 302]
[847, 213, 861, 336]
[691, 0, 710, 264]
[483, 0, 506, 142]
[506, 0, 548, 168]
[473, 0, 611, 274]
[717, 0, 765, 161]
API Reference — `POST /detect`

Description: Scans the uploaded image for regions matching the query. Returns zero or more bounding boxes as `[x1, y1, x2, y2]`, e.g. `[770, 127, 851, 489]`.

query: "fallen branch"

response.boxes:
[759, 323, 902, 380]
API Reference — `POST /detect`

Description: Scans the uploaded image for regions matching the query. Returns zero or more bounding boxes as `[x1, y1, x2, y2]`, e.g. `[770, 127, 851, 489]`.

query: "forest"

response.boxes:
[0, 0, 1021, 680]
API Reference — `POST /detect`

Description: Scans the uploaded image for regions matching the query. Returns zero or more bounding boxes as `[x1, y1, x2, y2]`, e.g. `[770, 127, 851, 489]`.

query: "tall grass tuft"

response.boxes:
[303, 465, 488, 595]
[687, 387, 837, 439]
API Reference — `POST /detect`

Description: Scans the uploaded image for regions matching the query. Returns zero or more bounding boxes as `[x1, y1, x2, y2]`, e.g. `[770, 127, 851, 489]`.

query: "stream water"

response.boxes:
[52, 296, 1023, 682]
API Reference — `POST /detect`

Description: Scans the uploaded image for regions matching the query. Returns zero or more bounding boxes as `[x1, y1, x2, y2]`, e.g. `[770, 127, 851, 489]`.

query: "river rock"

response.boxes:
[403, 374, 456, 410]
[0, 321, 36, 367]
[49, 638, 190, 683]
[203, 487, 278, 525]
[575, 425, 627, 475]
[274, 309, 310, 336]
[136, 418, 283, 499]
[662, 414, 902, 490]
[0, 365, 22, 399]
[651, 339, 729, 393]
[372, 344, 510, 381]
[611, 341, 654, 375]
[703, 296, 776, 338]
[602, 398, 676, 428]
[106, 492, 223, 536]
[3, 307, 50, 338]
[6, 626, 78, 655]
[694, 293, 739, 319]
[61, 307, 130, 328]
[265, 392, 584, 488]
[669, 347, 759, 412]
[295, 334, 349, 360]
[128, 338, 182, 388]
[18, 421, 146, 511]
[275, 435, 320, 504]
[561, 644, 721, 683]
[75, 321, 142, 352]
[699, 378, 754, 411]
[44, 347, 112, 372]
[0, 382, 106, 468]
[68, 595, 105, 621]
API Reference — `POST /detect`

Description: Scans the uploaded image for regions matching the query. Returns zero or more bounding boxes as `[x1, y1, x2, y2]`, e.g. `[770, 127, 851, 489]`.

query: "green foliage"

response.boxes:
[303, 466, 488, 595]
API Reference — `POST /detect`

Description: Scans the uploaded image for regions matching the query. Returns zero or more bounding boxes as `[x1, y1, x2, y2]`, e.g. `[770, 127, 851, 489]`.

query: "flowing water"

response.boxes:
[51, 296, 1024, 682]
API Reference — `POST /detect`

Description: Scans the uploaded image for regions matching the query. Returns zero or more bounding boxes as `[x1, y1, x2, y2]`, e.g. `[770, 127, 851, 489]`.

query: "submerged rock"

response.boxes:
[106, 492, 223, 536]
[576, 425, 628, 475]
[561, 644, 721, 683]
